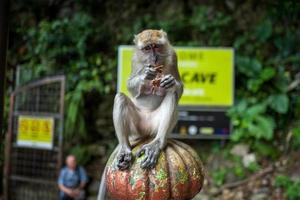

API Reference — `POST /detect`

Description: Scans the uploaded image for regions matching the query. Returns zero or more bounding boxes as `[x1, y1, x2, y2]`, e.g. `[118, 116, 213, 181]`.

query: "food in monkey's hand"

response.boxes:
[150, 64, 164, 94]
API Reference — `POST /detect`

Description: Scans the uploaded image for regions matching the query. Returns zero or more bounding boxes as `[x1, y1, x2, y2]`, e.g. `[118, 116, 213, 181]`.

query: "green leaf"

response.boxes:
[286, 182, 300, 200]
[212, 168, 226, 186]
[236, 100, 248, 113]
[231, 129, 245, 141]
[275, 175, 291, 187]
[255, 19, 272, 42]
[260, 67, 276, 81]
[253, 141, 278, 158]
[236, 56, 262, 77]
[291, 127, 300, 149]
[247, 79, 263, 92]
[268, 94, 289, 114]
[255, 116, 275, 140]
[247, 104, 266, 117]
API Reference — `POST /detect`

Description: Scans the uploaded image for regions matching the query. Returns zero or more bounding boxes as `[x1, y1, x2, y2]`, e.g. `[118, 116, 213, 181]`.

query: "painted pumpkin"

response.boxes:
[106, 139, 204, 200]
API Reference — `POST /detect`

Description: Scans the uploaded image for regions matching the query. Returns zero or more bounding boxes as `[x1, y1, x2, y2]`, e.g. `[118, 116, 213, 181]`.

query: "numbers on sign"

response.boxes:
[19, 120, 29, 133]
[41, 120, 51, 134]
[31, 120, 40, 132]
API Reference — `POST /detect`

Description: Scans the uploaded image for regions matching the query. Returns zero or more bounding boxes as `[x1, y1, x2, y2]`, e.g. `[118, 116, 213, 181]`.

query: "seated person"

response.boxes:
[58, 155, 88, 200]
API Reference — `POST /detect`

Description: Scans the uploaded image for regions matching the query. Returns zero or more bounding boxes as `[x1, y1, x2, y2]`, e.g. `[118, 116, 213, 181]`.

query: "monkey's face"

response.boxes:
[134, 29, 169, 66]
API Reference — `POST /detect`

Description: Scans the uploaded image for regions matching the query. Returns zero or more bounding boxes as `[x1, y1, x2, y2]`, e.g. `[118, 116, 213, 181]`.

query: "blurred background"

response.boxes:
[0, 0, 300, 199]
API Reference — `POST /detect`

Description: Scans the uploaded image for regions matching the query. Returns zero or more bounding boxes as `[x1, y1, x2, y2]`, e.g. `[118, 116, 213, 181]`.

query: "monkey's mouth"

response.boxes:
[151, 56, 165, 66]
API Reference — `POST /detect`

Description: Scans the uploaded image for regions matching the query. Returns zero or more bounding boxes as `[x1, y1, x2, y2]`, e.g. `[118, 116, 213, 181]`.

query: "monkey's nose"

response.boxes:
[154, 56, 158, 63]
[151, 55, 158, 65]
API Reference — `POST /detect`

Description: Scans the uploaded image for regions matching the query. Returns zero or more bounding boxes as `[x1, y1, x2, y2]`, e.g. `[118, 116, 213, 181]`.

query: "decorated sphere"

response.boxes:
[106, 139, 204, 200]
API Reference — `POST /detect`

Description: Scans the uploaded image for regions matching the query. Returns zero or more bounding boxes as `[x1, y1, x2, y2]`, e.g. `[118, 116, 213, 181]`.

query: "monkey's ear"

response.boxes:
[133, 34, 143, 48]
[133, 34, 138, 44]
[159, 29, 167, 37]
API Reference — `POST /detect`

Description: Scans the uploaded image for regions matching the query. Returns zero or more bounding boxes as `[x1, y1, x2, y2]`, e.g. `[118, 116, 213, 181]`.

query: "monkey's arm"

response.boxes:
[162, 50, 184, 100]
[127, 65, 158, 97]
[160, 69, 184, 101]
[127, 73, 145, 97]
[173, 78, 184, 101]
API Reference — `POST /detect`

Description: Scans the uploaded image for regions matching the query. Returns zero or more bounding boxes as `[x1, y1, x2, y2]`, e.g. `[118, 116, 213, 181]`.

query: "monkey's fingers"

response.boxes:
[145, 151, 159, 169]
[160, 75, 175, 88]
[145, 66, 157, 74]
[117, 162, 130, 170]
[162, 80, 175, 89]
[136, 145, 147, 157]
[160, 74, 172, 84]
[149, 149, 160, 167]
[145, 68, 157, 80]
[141, 147, 153, 169]
[141, 148, 160, 169]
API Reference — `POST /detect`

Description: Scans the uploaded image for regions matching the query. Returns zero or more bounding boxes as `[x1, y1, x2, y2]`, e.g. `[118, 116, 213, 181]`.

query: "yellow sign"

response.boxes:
[118, 46, 234, 106]
[17, 116, 54, 149]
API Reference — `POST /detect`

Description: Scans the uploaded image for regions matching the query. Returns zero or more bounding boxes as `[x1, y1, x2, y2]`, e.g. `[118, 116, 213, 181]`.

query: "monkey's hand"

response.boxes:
[160, 74, 176, 89]
[144, 65, 157, 80]
[117, 146, 132, 170]
[136, 140, 161, 169]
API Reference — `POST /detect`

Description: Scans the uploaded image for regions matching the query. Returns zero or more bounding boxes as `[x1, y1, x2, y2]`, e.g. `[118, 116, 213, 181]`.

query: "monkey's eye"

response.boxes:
[142, 45, 151, 51]
[154, 44, 162, 50]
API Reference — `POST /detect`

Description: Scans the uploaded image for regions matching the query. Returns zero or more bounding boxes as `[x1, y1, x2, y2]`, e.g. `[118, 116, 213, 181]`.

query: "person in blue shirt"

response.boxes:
[58, 155, 88, 200]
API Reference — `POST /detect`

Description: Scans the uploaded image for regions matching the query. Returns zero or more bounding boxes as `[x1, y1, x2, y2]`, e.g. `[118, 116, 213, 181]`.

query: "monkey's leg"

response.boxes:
[113, 93, 139, 170]
[136, 92, 177, 169]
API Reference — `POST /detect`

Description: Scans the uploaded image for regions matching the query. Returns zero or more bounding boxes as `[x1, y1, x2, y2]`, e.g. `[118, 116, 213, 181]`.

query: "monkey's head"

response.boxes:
[133, 29, 170, 66]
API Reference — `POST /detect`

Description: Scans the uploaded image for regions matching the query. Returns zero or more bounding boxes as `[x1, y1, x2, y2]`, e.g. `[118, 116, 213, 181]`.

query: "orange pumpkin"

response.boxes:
[106, 139, 204, 200]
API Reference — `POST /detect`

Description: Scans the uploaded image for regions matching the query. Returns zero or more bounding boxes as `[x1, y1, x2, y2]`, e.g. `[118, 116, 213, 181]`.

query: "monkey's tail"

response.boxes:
[97, 166, 107, 200]
[97, 145, 120, 200]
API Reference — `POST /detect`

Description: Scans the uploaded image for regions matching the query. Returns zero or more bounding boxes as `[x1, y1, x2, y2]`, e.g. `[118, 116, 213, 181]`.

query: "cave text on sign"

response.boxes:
[118, 46, 234, 107]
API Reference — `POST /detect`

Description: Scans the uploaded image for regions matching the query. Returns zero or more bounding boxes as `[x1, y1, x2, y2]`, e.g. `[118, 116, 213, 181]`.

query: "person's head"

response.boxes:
[66, 155, 77, 170]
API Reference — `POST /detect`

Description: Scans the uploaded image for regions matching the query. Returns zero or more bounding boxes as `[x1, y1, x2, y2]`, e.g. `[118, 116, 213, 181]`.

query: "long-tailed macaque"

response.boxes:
[98, 29, 183, 199]
[115, 29, 183, 170]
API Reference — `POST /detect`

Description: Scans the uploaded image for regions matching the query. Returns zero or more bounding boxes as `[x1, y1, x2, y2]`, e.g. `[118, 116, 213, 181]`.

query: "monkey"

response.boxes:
[116, 29, 183, 170]
[97, 29, 183, 200]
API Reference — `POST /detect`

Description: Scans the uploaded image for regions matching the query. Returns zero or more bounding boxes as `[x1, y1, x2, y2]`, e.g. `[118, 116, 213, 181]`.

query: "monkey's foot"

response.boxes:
[117, 148, 132, 170]
[136, 140, 161, 169]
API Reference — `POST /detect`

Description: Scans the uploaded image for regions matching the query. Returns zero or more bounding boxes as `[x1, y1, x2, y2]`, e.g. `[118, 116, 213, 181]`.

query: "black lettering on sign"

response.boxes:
[191, 73, 199, 82]
[181, 72, 217, 84]
[178, 52, 203, 60]
[210, 73, 216, 83]
[182, 72, 189, 83]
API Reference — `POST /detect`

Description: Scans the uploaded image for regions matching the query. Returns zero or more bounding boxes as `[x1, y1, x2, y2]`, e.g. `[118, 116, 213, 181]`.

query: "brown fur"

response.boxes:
[134, 29, 167, 47]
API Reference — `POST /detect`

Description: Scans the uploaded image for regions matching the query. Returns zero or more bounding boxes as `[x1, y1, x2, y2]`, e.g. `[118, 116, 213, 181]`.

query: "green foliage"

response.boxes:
[247, 162, 261, 173]
[252, 141, 279, 158]
[291, 127, 300, 149]
[69, 145, 92, 166]
[275, 175, 291, 187]
[227, 2, 299, 153]
[228, 100, 275, 141]
[6, 0, 300, 161]
[10, 12, 115, 141]
[230, 156, 247, 179]
[212, 168, 226, 186]
[275, 175, 300, 200]
[268, 94, 289, 114]
[209, 147, 262, 186]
